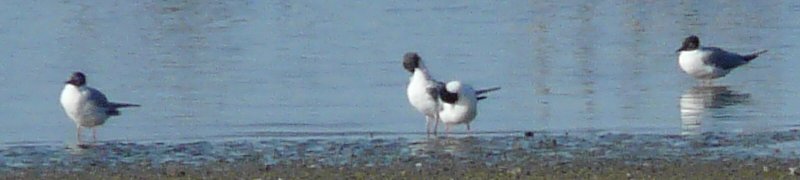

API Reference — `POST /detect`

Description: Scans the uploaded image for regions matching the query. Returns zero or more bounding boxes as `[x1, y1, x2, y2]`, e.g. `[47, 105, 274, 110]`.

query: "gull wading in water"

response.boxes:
[403, 52, 445, 136]
[60, 72, 139, 145]
[438, 80, 500, 135]
[676, 35, 768, 82]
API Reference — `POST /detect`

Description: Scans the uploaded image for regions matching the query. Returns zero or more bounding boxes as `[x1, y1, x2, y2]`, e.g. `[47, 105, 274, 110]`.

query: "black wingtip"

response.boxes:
[476, 87, 501, 95]
[743, 50, 768, 62]
[112, 103, 140, 108]
[107, 109, 121, 116]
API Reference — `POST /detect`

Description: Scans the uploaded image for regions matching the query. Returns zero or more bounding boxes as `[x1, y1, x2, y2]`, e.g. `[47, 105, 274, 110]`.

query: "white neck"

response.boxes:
[411, 68, 433, 81]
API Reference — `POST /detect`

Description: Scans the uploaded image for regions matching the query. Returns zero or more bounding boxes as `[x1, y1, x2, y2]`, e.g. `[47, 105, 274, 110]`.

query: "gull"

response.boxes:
[403, 52, 445, 136]
[59, 72, 139, 145]
[676, 35, 768, 81]
[438, 80, 500, 135]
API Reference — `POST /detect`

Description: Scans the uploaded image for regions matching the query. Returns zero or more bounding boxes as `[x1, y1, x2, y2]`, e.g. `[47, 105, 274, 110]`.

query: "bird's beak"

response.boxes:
[675, 47, 685, 53]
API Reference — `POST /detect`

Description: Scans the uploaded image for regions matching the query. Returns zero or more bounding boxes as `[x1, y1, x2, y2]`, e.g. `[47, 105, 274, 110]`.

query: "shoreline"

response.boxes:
[3, 130, 800, 178]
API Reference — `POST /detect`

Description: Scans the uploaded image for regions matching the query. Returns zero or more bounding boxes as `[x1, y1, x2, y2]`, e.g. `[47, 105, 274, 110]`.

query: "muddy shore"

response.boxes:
[3, 130, 800, 179]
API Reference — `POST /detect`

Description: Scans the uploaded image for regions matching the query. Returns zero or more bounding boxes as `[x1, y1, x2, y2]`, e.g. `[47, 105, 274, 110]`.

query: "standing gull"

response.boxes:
[438, 80, 500, 135]
[59, 72, 139, 145]
[676, 35, 768, 81]
[403, 52, 445, 136]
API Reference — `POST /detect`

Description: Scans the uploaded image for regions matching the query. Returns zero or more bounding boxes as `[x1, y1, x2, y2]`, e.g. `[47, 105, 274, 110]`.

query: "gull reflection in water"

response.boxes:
[679, 86, 750, 135]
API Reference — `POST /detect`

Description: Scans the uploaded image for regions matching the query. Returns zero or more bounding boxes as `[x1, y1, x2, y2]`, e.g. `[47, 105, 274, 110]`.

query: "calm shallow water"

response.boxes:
[1, 0, 799, 145]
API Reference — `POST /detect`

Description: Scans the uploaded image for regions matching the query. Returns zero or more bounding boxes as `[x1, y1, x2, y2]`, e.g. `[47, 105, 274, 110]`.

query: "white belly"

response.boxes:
[407, 72, 438, 117]
[678, 51, 728, 79]
[439, 102, 477, 125]
[60, 85, 108, 127]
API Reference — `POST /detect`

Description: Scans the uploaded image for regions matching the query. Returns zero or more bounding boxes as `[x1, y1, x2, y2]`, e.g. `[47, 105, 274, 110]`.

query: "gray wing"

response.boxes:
[704, 47, 748, 70]
[426, 80, 445, 100]
[428, 80, 445, 111]
[85, 87, 112, 107]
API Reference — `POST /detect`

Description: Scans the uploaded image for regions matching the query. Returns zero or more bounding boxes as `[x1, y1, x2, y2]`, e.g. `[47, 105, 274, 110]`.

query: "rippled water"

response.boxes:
[1, 1, 799, 145]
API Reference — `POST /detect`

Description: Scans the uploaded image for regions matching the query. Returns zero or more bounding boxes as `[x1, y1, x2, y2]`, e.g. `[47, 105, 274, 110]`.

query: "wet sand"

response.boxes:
[3, 130, 800, 179]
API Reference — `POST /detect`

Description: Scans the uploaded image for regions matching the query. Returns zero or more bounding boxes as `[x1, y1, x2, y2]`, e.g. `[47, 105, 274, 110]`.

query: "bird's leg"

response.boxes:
[445, 124, 451, 137]
[76, 126, 82, 145]
[92, 128, 97, 144]
[433, 114, 440, 136]
[425, 116, 432, 137]
[467, 124, 471, 136]
[700, 79, 713, 86]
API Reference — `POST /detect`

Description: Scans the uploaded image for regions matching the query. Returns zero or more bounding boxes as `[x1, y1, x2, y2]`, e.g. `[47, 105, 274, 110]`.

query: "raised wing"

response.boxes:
[426, 80, 445, 101]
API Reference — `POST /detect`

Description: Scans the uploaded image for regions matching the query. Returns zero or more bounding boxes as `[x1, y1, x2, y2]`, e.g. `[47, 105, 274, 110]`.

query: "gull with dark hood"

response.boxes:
[676, 35, 768, 81]
[403, 52, 445, 136]
[60, 72, 139, 145]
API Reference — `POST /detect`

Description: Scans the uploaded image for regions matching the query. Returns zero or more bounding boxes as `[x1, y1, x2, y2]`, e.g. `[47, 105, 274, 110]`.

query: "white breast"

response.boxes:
[678, 50, 726, 79]
[407, 70, 439, 117]
[60, 84, 83, 124]
[59, 85, 109, 127]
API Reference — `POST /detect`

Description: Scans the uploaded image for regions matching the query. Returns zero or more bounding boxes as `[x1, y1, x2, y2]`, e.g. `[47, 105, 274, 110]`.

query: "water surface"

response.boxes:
[1, 0, 799, 145]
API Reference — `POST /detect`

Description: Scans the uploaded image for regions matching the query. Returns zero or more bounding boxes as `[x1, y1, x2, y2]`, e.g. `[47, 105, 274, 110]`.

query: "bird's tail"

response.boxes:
[476, 87, 501, 95]
[476, 86, 501, 101]
[110, 102, 141, 108]
[743, 50, 768, 62]
[106, 102, 139, 116]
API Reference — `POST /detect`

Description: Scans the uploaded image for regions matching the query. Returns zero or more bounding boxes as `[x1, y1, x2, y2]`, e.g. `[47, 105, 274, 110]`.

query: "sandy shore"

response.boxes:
[3, 130, 800, 179]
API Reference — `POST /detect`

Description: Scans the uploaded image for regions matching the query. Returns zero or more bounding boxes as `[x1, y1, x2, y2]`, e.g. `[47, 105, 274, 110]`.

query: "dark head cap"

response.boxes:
[677, 35, 700, 52]
[65, 72, 86, 86]
[402, 52, 421, 73]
